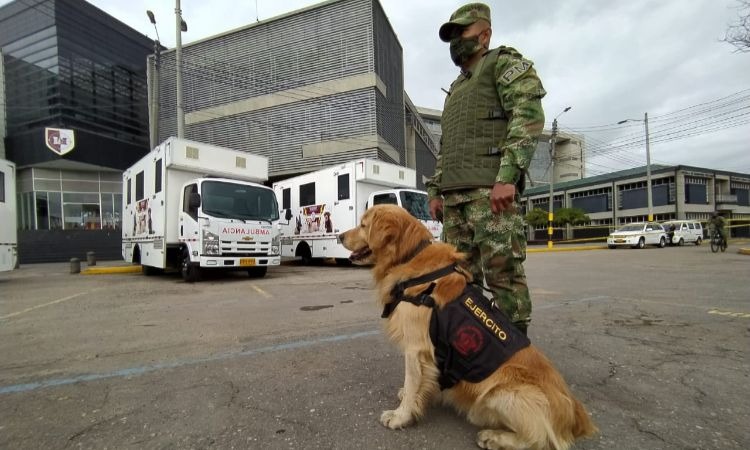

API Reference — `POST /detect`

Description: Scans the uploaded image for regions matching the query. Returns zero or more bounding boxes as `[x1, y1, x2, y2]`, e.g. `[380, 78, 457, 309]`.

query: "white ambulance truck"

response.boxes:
[0, 158, 18, 272]
[272, 159, 442, 264]
[122, 137, 280, 281]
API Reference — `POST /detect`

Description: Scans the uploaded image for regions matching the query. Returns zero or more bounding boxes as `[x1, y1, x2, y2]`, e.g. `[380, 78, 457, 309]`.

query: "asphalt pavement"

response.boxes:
[0, 244, 748, 449]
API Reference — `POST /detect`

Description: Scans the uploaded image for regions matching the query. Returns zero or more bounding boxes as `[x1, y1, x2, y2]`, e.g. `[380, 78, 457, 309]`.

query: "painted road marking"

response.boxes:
[0, 329, 380, 395]
[0, 291, 91, 320]
[250, 284, 271, 298]
[708, 309, 750, 319]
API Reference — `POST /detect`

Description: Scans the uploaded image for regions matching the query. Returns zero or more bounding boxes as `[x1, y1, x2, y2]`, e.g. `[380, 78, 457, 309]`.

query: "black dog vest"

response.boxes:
[429, 284, 530, 389]
[385, 264, 530, 390]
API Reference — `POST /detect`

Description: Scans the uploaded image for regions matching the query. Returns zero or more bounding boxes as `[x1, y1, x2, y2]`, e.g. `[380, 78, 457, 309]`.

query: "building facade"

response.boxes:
[521, 165, 750, 238]
[151, 0, 437, 188]
[0, 0, 154, 262]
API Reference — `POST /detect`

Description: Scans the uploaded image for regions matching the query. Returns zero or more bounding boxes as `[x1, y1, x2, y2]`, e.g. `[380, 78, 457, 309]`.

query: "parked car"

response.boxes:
[607, 222, 667, 249]
[661, 220, 703, 246]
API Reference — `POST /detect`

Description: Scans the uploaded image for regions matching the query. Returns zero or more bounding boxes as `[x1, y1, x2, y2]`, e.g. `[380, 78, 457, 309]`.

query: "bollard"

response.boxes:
[70, 258, 81, 274]
[86, 251, 96, 266]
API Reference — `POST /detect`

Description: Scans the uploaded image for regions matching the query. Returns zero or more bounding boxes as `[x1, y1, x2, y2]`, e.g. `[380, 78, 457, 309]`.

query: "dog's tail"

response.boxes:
[571, 397, 597, 438]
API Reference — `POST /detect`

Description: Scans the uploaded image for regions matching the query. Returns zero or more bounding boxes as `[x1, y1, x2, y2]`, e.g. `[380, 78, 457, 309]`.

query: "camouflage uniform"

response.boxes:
[708, 215, 727, 243]
[427, 3, 546, 331]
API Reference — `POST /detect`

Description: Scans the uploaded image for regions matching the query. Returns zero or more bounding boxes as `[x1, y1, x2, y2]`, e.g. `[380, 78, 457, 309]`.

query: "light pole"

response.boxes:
[175, 1, 187, 138]
[548, 106, 571, 249]
[618, 113, 652, 221]
[146, 10, 161, 149]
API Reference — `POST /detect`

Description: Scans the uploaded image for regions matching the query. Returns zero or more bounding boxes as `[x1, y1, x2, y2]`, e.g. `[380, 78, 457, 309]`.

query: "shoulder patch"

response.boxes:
[499, 59, 533, 86]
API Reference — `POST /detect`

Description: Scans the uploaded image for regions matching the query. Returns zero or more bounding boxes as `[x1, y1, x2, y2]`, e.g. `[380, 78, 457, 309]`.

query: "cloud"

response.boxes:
[11, 0, 747, 174]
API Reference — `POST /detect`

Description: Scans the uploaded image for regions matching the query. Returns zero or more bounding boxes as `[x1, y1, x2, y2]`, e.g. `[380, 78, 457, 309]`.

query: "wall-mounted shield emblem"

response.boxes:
[45, 128, 76, 155]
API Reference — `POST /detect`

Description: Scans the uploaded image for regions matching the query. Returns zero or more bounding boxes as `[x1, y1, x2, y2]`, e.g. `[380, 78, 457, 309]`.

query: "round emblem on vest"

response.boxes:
[452, 325, 484, 357]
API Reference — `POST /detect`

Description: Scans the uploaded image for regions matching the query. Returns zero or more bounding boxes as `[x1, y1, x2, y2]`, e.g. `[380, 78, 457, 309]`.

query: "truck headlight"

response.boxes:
[271, 235, 280, 255]
[202, 230, 220, 255]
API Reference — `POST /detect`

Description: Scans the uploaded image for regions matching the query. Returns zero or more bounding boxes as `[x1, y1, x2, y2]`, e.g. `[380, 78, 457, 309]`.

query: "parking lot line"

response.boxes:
[0, 291, 93, 320]
[0, 329, 380, 396]
[250, 284, 271, 298]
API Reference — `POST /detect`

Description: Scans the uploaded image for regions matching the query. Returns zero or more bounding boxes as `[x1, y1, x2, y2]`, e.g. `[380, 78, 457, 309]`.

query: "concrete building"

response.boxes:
[521, 165, 750, 239]
[0, 0, 153, 263]
[150, 0, 438, 189]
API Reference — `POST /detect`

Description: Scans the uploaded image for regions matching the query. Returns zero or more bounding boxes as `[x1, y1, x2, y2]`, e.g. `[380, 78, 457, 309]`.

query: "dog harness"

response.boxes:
[385, 262, 530, 390]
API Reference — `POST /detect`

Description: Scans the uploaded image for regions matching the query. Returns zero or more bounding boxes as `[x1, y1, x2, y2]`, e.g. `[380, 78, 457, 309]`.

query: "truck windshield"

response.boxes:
[399, 191, 431, 221]
[201, 181, 279, 222]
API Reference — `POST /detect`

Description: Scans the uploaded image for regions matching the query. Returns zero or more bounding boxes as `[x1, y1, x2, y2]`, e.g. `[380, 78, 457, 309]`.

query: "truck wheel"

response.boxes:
[142, 265, 161, 276]
[181, 249, 200, 282]
[297, 243, 313, 265]
[247, 266, 267, 278]
[658, 237, 666, 248]
[678, 238, 684, 246]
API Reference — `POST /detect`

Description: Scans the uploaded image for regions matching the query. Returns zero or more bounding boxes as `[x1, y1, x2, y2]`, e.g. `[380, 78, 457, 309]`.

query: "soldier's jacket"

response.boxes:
[426, 46, 546, 199]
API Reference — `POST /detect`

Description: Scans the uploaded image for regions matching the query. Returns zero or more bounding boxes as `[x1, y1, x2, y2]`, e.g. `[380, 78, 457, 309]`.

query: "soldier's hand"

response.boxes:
[490, 182, 516, 214]
[429, 198, 444, 222]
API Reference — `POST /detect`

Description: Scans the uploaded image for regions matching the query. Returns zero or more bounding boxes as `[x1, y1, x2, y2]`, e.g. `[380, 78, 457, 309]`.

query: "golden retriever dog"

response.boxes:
[340, 204, 596, 450]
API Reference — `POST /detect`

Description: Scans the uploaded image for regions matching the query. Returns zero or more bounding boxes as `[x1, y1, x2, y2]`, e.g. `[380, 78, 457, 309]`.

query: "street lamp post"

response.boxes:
[175, 0, 187, 138]
[146, 11, 161, 149]
[618, 113, 653, 221]
[548, 106, 571, 249]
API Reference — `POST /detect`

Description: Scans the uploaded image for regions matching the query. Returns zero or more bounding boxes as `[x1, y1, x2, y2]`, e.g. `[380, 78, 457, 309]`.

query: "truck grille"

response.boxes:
[220, 240, 270, 256]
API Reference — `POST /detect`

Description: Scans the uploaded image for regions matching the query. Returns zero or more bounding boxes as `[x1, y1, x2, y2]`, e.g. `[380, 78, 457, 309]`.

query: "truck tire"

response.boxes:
[296, 243, 313, 265]
[142, 265, 161, 276]
[181, 248, 201, 282]
[247, 266, 267, 278]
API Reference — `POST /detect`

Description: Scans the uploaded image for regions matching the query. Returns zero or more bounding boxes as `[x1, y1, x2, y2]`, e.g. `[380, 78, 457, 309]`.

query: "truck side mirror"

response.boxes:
[285, 209, 293, 221]
[189, 192, 201, 209]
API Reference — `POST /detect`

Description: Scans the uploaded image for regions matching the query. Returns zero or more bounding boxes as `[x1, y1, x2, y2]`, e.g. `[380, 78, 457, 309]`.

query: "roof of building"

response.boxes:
[523, 163, 750, 197]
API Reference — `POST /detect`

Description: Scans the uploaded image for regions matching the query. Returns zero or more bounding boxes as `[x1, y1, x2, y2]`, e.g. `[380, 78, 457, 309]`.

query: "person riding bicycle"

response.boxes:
[708, 212, 727, 247]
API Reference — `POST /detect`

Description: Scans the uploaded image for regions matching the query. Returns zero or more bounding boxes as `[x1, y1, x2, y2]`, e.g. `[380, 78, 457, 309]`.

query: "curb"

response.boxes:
[528, 245, 608, 253]
[739, 248, 750, 256]
[81, 265, 142, 275]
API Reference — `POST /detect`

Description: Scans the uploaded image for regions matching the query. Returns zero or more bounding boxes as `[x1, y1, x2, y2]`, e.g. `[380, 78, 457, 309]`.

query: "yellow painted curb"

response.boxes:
[738, 248, 750, 256]
[528, 245, 608, 253]
[81, 265, 142, 275]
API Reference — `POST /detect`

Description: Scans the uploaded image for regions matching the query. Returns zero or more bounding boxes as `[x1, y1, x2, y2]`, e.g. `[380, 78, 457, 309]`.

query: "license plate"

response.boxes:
[240, 258, 256, 266]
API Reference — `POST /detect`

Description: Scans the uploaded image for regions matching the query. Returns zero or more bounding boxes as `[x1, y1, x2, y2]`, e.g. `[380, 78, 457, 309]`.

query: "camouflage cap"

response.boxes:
[439, 3, 491, 42]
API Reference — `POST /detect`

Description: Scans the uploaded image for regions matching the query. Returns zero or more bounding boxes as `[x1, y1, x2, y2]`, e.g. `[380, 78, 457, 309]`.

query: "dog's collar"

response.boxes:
[394, 239, 433, 266]
[382, 263, 459, 318]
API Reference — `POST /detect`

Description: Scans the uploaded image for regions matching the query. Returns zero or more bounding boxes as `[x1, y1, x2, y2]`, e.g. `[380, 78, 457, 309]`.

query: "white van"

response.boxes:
[662, 220, 703, 246]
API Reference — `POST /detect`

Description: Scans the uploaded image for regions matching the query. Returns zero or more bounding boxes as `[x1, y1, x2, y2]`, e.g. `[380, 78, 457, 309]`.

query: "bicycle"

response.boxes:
[710, 231, 727, 253]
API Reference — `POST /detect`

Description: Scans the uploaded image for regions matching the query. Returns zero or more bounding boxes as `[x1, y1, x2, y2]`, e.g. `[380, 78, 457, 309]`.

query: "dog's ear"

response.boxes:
[367, 208, 397, 252]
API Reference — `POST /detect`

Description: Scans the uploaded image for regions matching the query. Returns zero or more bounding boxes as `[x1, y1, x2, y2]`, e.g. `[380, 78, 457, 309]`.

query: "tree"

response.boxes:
[552, 207, 590, 227]
[524, 208, 548, 228]
[724, 0, 750, 52]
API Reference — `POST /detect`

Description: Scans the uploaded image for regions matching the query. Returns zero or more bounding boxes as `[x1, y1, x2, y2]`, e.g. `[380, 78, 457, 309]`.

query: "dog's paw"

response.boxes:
[476, 429, 521, 450]
[379, 409, 414, 429]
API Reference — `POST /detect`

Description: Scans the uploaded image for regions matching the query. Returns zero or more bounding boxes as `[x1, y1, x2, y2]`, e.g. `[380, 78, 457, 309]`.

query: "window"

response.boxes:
[0, 171, 4, 202]
[155, 159, 162, 193]
[126, 177, 131, 204]
[299, 182, 315, 206]
[183, 184, 198, 220]
[135, 171, 144, 201]
[282, 188, 291, 210]
[337, 174, 350, 200]
[372, 193, 398, 205]
[687, 223, 694, 230]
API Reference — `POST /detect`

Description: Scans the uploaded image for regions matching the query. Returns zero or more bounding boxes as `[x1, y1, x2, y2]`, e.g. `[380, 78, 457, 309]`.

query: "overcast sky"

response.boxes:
[7, 0, 750, 175]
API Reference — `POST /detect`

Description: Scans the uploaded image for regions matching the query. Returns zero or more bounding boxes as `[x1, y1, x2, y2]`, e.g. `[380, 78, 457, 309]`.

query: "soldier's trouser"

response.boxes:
[443, 195, 531, 330]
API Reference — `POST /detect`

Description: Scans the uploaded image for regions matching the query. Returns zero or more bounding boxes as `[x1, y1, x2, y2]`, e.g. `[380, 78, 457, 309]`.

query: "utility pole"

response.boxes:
[175, 0, 185, 138]
[644, 112, 653, 222]
[618, 113, 653, 222]
[548, 106, 571, 249]
[147, 10, 161, 149]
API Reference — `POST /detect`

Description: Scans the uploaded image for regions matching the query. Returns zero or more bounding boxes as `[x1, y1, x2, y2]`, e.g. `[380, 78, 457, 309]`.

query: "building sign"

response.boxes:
[45, 128, 76, 155]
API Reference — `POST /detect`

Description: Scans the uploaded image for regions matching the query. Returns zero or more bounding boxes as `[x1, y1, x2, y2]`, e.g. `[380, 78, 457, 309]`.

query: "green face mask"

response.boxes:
[449, 35, 483, 66]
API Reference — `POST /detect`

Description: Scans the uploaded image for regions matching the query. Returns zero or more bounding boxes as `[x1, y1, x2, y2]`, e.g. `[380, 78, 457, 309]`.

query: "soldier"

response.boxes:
[426, 3, 546, 334]
[708, 212, 728, 248]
